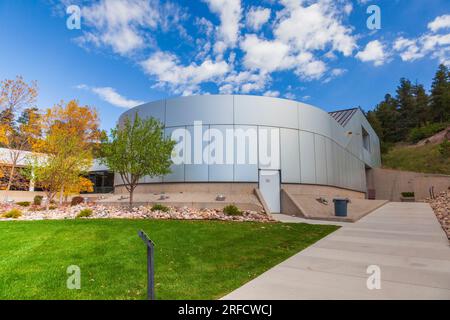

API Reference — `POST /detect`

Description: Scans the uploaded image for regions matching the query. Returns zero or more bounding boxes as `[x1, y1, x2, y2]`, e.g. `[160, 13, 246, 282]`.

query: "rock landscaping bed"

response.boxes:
[0, 203, 273, 223]
[426, 190, 450, 239]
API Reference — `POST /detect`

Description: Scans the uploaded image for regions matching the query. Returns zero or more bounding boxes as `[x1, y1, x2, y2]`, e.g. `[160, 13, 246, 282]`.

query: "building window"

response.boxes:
[362, 126, 370, 152]
[84, 171, 114, 194]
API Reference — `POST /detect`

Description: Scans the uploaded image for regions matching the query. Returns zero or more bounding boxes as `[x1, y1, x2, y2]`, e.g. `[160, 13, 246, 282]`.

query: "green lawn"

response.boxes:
[0, 219, 338, 300]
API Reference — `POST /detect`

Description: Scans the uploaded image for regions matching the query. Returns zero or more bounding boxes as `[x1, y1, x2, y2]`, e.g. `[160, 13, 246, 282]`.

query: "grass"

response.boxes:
[0, 219, 338, 300]
[383, 143, 450, 175]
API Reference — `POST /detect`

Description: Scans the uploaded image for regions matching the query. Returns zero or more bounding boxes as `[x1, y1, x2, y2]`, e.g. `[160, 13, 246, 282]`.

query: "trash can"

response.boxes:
[333, 198, 350, 217]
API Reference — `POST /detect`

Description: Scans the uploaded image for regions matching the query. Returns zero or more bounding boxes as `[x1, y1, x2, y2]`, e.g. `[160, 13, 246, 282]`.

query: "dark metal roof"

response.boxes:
[329, 108, 359, 127]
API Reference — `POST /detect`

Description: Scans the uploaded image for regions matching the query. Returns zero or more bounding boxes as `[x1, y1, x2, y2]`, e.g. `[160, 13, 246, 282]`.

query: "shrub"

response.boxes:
[76, 209, 92, 218]
[151, 204, 169, 212]
[16, 201, 30, 207]
[401, 192, 415, 198]
[408, 123, 448, 143]
[223, 204, 242, 216]
[438, 140, 450, 158]
[33, 195, 43, 206]
[71, 196, 84, 206]
[49, 205, 57, 210]
[2, 209, 22, 219]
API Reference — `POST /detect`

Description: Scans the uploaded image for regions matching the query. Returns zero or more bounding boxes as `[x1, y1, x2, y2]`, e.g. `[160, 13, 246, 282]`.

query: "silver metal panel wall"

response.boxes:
[314, 134, 327, 185]
[234, 95, 298, 129]
[298, 103, 332, 139]
[208, 125, 234, 181]
[185, 125, 209, 181]
[234, 125, 258, 182]
[280, 128, 301, 183]
[163, 127, 185, 182]
[166, 95, 234, 127]
[299, 131, 316, 184]
[115, 95, 381, 192]
[325, 138, 335, 186]
[258, 126, 280, 170]
[120, 100, 165, 125]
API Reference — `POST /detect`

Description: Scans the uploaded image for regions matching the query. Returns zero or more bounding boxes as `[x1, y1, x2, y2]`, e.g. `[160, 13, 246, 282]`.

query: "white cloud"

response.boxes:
[284, 92, 296, 100]
[428, 14, 450, 32]
[323, 68, 347, 83]
[241, 34, 292, 72]
[203, 0, 242, 53]
[246, 7, 271, 31]
[77, 0, 158, 55]
[220, 70, 270, 94]
[394, 15, 450, 66]
[301, 95, 311, 101]
[219, 84, 235, 94]
[394, 37, 424, 62]
[356, 40, 388, 66]
[294, 51, 327, 79]
[77, 85, 144, 108]
[240, 34, 328, 80]
[141, 51, 230, 95]
[77, 0, 187, 55]
[263, 90, 280, 97]
[274, 0, 356, 56]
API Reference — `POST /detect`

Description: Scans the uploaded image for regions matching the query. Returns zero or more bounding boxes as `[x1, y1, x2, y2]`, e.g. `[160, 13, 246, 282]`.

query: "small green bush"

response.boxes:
[408, 123, 448, 143]
[438, 140, 450, 158]
[16, 201, 31, 207]
[71, 196, 84, 206]
[223, 204, 242, 216]
[2, 209, 22, 219]
[151, 204, 170, 212]
[76, 209, 93, 218]
[48, 205, 58, 210]
[33, 195, 43, 206]
[401, 192, 415, 198]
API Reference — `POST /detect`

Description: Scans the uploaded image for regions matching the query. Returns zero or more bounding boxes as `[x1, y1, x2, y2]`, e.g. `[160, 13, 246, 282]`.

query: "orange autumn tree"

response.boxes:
[0, 76, 41, 196]
[62, 176, 94, 202]
[30, 100, 101, 206]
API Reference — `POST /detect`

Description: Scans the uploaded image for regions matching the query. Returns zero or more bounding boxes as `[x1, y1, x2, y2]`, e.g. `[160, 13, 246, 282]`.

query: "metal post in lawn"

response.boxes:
[138, 230, 155, 300]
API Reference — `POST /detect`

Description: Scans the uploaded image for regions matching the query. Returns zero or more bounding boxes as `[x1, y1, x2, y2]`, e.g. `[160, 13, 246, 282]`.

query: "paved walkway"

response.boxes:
[223, 202, 450, 300]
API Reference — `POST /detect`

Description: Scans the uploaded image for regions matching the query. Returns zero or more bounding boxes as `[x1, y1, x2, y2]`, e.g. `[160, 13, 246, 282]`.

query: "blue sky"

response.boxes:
[0, 0, 449, 131]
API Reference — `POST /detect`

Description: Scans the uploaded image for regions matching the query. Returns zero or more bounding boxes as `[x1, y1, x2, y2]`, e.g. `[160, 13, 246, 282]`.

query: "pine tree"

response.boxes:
[412, 83, 430, 127]
[396, 78, 416, 140]
[373, 94, 400, 143]
[430, 64, 450, 123]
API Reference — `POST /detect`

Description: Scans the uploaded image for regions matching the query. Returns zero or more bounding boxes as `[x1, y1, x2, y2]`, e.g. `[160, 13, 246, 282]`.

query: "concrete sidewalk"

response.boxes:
[222, 202, 450, 300]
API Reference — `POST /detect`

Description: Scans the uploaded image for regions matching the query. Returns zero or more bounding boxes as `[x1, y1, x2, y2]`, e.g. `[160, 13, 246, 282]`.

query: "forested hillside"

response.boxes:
[366, 64, 450, 174]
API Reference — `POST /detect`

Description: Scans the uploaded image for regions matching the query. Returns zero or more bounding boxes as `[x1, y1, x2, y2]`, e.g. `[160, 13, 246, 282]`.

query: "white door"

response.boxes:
[259, 170, 280, 213]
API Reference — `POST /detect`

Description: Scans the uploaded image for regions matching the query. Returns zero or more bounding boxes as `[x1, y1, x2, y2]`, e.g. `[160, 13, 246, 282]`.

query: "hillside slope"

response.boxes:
[382, 127, 450, 175]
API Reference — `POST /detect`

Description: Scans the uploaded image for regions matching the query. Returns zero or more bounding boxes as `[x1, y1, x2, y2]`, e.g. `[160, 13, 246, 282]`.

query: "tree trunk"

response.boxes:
[6, 164, 15, 191]
[59, 185, 64, 206]
[4, 164, 15, 202]
[129, 188, 134, 210]
[46, 192, 52, 210]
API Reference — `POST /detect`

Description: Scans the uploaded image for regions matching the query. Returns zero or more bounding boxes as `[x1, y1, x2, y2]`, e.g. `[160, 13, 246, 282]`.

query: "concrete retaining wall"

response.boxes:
[367, 168, 450, 201]
[114, 183, 258, 195]
[281, 184, 365, 199]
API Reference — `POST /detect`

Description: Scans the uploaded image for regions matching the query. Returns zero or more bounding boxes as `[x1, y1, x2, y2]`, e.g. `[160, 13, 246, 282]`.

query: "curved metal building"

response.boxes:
[117, 95, 381, 212]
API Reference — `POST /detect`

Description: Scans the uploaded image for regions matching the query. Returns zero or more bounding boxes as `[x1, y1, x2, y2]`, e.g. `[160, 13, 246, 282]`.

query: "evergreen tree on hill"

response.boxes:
[430, 64, 450, 123]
